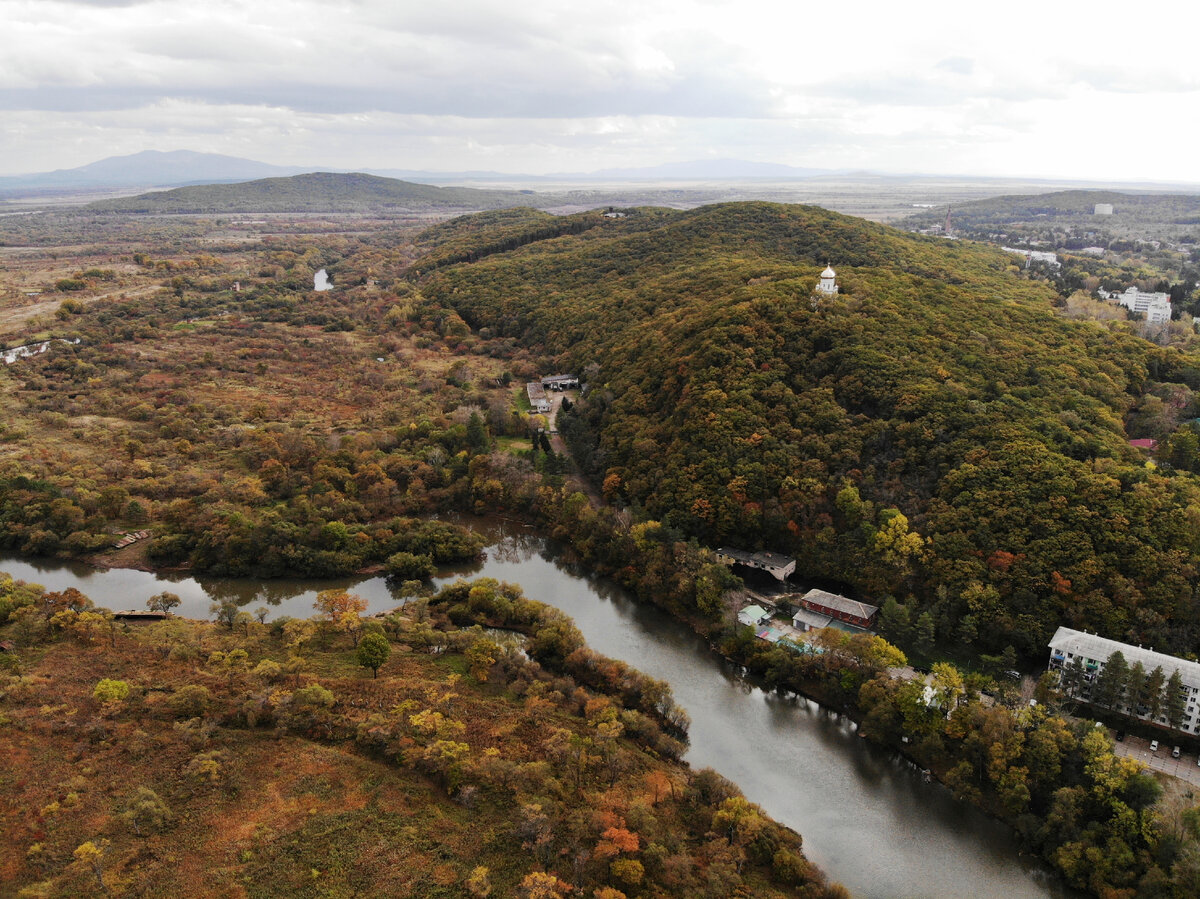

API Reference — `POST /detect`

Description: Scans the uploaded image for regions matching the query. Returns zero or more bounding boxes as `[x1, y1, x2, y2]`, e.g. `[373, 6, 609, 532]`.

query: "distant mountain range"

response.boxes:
[0, 150, 838, 197]
[0, 150, 313, 193]
[6, 150, 1196, 213]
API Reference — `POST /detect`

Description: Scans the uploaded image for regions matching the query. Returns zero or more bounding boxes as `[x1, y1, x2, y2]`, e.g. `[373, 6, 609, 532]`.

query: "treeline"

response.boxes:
[410, 207, 613, 276]
[460, 448, 741, 622]
[415, 201, 1200, 660]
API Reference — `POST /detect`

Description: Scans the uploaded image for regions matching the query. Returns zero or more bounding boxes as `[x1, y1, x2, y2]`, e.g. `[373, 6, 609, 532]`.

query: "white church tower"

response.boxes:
[816, 264, 838, 296]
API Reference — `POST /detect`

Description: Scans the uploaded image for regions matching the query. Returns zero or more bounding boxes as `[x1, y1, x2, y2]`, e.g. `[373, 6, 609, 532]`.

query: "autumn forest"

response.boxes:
[4, 183, 1200, 897]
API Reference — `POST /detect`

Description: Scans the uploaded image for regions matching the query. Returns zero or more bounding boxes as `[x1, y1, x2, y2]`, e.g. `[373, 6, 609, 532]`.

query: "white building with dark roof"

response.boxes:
[1048, 626, 1200, 735]
[541, 374, 579, 390]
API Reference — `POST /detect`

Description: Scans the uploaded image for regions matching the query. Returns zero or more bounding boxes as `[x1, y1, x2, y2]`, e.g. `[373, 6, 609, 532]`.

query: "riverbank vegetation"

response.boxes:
[0, 573, 845, 898]
[716, 619, 1200, 897]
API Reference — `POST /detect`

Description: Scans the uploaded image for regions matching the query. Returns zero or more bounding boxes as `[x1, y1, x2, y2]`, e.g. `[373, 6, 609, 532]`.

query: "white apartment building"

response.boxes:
[1048, 626, 1200, 735]
[1105, 286, 1172, 325]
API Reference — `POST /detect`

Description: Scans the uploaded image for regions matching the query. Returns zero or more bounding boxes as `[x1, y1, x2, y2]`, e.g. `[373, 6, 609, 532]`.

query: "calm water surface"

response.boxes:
[1, 518, 1071, 899]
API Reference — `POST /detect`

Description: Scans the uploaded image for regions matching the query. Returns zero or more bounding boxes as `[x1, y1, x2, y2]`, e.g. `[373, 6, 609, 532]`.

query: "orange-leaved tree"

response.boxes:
[314, 589, 368, 645]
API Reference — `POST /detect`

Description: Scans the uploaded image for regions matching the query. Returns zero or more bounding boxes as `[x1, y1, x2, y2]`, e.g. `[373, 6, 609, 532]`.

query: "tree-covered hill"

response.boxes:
[417, 201, 1200, 660]
[85, 172, 552, 215]
[903, 189, 1200, 234]
[900, 189, 1200, 314]
[900, 189, 1200, 279]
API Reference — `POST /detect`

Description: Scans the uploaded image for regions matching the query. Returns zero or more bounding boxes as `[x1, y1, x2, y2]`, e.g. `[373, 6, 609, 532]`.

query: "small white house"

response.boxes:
[737, 605, 772, 628]
[526, 381, 552, 414]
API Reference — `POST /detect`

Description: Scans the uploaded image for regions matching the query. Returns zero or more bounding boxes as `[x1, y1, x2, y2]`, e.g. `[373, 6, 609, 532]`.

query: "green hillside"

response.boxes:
[416, 201, 1200, 660]
[85, 172, 550, 214]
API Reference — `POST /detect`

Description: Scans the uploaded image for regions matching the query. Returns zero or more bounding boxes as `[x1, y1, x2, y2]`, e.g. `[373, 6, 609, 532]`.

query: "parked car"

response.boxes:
[1150, 740, 1160, 752]
[1173, 746, 1182, 758]
[1115, 730, 1126, 742]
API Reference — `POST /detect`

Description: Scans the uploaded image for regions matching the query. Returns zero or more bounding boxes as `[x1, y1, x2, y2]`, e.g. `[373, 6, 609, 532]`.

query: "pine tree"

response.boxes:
[1126, 661, 1148, 719]
[1093, 651, 1129, 711]
[1165, 669, 1187, 731]
[1145, 665, 1167, 723]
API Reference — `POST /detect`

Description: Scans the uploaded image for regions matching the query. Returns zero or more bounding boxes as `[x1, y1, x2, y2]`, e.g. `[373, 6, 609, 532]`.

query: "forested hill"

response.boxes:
[900, 189, 1200, 241]
[85, 172, 550, 214]
[417, 201, 1200, 660]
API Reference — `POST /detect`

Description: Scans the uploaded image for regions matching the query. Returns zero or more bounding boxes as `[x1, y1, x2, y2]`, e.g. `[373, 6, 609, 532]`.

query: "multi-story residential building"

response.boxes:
[1048, 626, 1200, 736]
[1102, 286, 1172, 325]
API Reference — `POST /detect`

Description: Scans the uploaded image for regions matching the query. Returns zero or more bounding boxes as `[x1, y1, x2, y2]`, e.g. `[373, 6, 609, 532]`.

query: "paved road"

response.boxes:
[1113, 733, 1200, 786]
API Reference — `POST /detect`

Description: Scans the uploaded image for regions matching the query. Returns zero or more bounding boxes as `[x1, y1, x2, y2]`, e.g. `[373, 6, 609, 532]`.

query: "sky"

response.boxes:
[2, 0, 1199, 182]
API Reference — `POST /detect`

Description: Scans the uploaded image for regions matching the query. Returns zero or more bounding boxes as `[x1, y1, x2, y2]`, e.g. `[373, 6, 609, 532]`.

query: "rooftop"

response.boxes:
[738, 604, 770, 624]
[802, 588, 879, 620]
[1048, 626, 1200, 684]
[716, 547, 795, 570]
[792, 607, 833, 630]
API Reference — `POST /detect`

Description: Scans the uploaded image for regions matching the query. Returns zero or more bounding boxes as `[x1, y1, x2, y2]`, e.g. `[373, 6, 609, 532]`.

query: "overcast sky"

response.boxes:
[2, 0, 1198, 181]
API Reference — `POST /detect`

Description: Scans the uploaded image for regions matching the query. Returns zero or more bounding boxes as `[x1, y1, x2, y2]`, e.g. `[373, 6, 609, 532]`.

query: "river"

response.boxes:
[0, 518, 1071, 899]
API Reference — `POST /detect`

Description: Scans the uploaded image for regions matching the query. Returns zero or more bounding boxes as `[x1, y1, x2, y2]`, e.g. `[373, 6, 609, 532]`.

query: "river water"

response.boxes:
[0, 518, 1070, 899]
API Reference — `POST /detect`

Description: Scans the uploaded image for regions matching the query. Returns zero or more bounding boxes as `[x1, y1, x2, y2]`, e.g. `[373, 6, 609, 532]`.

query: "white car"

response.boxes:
[1150, 740, 1160, 752]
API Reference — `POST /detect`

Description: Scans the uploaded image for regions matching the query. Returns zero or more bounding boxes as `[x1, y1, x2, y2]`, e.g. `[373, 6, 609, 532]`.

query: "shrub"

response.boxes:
[171, 684, 211, 718]
[385, 551, 436, 580]
[93, 678, 131, 703]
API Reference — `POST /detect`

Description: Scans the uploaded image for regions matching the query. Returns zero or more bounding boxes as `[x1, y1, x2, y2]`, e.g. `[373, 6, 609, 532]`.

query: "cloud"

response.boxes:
[0, 0, 774, 118]
[41, 0, 152, 6]
[0, 0, 1198, 181]
[935, 57, 974, 76]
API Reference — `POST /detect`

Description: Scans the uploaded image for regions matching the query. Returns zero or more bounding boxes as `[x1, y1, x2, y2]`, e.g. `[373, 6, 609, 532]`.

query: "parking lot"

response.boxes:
[1112, 732, 1200, 786]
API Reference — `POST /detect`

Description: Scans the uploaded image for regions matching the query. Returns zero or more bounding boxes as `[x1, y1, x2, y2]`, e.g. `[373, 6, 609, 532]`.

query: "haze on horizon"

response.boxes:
[2, 0, 1198, 184]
